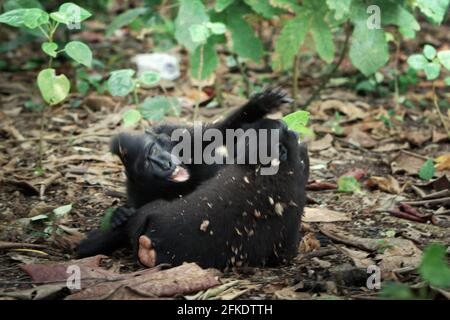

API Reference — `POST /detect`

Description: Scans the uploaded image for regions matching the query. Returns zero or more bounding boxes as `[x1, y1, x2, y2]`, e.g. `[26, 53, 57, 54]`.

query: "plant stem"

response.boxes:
[133, 87, 139, 105]
[301, 23, 352, 109]
[194, 45, 204, 121]
[394, 35, 401, 111]
[233, 54, 250, 98]
[38, 106, 45, 169]
[292, 54, 300, 112]
[432, 81, 450, 138]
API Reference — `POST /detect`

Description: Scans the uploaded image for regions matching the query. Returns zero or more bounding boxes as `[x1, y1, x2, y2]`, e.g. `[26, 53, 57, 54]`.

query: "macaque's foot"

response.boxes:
[111, 206, 136, 229]
[138, 235, 156, 267]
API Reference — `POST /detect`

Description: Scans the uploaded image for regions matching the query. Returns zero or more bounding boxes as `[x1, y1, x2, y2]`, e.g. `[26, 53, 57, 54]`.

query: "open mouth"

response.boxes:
[167, 165, 190, 182]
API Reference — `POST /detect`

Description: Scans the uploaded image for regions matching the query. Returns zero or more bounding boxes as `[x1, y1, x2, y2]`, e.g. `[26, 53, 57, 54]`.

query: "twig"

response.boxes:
[194, 45, 205, 121]
[233, 53, 250, 98]
[0, 241, 47, 250]
[432, 81, 450, 138]
[401, 197, 450, 207]
[423, 189, 450, 200]
[6, 133, 113, 143]
[292, 54, 300, 112]
[38, 172, 62, 199]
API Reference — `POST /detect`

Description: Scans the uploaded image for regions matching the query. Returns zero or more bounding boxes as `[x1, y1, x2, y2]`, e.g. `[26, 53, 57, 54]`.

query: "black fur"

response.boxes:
[76, 89, 291, 258]
[127, 119, 309, 269]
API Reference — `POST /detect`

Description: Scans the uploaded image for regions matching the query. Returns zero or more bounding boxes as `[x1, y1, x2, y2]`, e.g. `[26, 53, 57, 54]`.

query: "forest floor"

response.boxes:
[0, 20, 450, 300]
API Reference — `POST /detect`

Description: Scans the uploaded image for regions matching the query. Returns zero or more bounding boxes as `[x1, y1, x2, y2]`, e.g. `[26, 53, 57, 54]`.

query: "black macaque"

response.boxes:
[75, 89, 291, 258]
[127, 119, 309, 269]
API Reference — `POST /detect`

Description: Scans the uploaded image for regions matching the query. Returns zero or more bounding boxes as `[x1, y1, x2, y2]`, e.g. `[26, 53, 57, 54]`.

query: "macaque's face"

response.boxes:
[111, 132, 190, 185]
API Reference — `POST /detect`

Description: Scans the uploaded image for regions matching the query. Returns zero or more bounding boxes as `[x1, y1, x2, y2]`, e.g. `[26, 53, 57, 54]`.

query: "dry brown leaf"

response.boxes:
[299, 232, 321, 253]
[318, 100, 366, 120]
[405, 131, 432, 146]
[373, 142, 409, 153]
[67, 263, 219, 300]
[365, 175, 402, 194]
[391, 151, 426, 175]
[309, 134, 333, 152]
[345, 128, 377, 148]
[433, 130, 449, 143]
[303, 207, 351, 223]
[337, 246, 374, 268]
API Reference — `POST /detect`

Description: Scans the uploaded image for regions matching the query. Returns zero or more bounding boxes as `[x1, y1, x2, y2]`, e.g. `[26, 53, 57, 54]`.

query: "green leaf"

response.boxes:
[100, 208, 115, 231]
[4, 0, 43, 11]
[42, 42, 58, 58]
[65, 41, 92, 67]
[416, 0, 450, 25]
[380, 282, 414, 300]
[377, 1, 420, 39]
[215, 0, 235, 12]
[107, 69, 135, 97]
[311, 17, 335, 63]
[138, 96, 176, 121]
[445, 77, 450, 86]
[206, 22, 226, 35]
[50, 2, 91, 24]
[174, 0, 209, 52]
[424, 62, 441, 80]
[22, 8, 48, 28]
[37, 68, 70, 105]
[419, 158, 435, 180]
[270, 0, 301, 13]
[338, 176, 361, 193]
[189, 23, 210, 44]
[283, 110, 310, 128]
[122, 109, 142, 127]
[419, 244, 450, 288]
[105, 8, 148, 37]
[423, 44, 437, 60]
[349, 22, 389, 76]
[243, 0, 279, 19]
[437, 50, 450, 70]
[0, 8, 28, 27]
[283, 111, 314, 138]
[407, 54, 428, 70]
[53, 204, 72, 217]
[225, 3, 264, 63]
[139, 71, 161, 86]
[190, 38, 219, 79]
[326, 0, 352, 20]
[273, 14, 309, 71]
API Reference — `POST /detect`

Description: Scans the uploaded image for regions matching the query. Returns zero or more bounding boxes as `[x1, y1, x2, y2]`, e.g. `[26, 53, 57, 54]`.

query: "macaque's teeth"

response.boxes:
[169, 166, 190, 182]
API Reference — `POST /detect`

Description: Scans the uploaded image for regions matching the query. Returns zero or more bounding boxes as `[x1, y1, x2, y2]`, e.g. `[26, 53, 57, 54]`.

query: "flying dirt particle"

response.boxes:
[200, 219, 210, 232]
[254, 209, 261, 218]
[274, 202, 284, 216]
[268, 196, 274, 205]
[243, 176, 250, 184]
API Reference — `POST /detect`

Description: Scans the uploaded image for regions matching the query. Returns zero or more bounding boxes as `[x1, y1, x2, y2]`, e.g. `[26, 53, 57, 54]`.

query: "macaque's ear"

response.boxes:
[110, 134, 123, 157]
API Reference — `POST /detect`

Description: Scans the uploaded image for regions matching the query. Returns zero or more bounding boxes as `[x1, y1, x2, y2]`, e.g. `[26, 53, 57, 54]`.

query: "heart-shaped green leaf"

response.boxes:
[0, 9, 27, 27]
[65, 41, 92, 67]
[282, 110, 312, 137]
[189, 24, 210, 44]
[206, 22, 226, 34]
[42, 42, 58, 57]
[437, 50, 450, 71]
[423, 44, 436, 61]
[122, 109, 142, 127]
[37, 68, 70, 105]
[445, 77, 450, 86]
[407, 54, 428, 70]
[139, 71, 161, 86]
[138, 96, 178, 121]
[22, 8, 48, 28]
[50, 2, 91, 24]
[419, 158, 435, 180]
[107, 69, 136, 97]
[424, 62, 441, 80]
